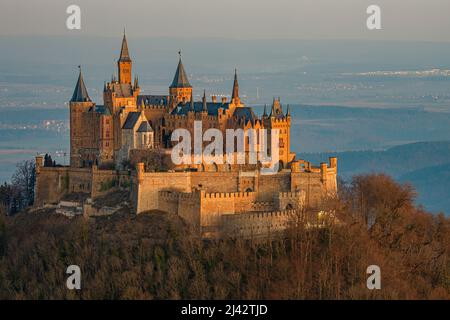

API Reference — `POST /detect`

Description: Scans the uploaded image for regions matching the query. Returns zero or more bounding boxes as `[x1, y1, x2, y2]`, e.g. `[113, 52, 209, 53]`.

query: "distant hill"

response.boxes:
[399, 163, 450, 214]
[302, 141, 450, 214]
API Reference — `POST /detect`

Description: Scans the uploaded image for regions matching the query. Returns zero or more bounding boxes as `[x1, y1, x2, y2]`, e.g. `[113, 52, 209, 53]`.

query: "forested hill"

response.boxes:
[0, 174, 449, 300]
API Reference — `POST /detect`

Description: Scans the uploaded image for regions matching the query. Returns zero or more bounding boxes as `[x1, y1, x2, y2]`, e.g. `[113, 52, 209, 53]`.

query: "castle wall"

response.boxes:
[132, 171, 192, 213]
[158, 190, 202, 233]
[90, 167, 131, 198]
[190, 172, 239, 193]
[200, 191, 258, 235]
[274, 191, 306, 210]
[257, 172, 291, 201]
[221, 210, 296, 238]
[35, 158, 131, 207]
[35, 166, 91, 206]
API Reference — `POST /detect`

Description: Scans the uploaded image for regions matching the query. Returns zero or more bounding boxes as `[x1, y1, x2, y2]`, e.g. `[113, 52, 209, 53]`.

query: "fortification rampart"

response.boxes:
[34, 155, 131, 206]
[221, 209, 297, 238]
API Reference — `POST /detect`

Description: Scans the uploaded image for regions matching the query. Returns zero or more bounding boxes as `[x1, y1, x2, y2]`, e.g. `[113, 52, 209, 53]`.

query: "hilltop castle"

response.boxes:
[34, 33, 338, 238]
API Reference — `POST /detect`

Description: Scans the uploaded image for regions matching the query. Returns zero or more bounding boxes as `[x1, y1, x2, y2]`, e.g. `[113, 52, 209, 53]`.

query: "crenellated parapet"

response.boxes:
[202, 191, 255, 199]
[220, 209, 297, 238]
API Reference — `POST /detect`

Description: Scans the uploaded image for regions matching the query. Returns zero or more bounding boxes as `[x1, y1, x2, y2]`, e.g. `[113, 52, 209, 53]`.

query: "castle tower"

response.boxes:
[169, 52, 192, 105]
[69, 67, 95, 167]
[264, 98, 291, 168]
[118, 30, 132, 84]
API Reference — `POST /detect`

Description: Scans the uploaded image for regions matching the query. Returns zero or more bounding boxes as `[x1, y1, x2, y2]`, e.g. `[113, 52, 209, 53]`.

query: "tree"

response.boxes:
[11, 160, 36, 209]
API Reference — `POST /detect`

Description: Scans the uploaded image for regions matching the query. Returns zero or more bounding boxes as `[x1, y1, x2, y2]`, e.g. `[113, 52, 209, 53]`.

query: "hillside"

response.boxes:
[0, 174, 449, 300]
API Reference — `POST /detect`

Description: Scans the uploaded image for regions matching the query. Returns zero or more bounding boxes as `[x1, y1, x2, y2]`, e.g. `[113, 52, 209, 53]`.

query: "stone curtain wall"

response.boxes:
[221, 209, 297, 238]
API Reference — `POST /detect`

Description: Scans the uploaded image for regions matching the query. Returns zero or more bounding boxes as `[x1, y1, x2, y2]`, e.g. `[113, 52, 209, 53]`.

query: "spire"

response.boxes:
[263, 104, 267, 117]
[270, 99, 275, 117]
[170, 52, 191, 88]
[190, 91, 194, 111]
[232, 68, 239, 100]
[71, 66, 91, 102]
[118, 29, 131, 62]
[286, 104, 291, 117]
[202, 90, 207, 112]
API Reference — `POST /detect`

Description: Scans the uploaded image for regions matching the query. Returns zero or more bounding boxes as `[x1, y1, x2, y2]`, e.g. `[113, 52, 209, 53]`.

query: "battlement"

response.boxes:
[278, 191, 303, 198]
[270, 117, 290, 124]
[224, 209, 296, 221]
[251, 201, 274, 212]
[202, 191, 255, 199]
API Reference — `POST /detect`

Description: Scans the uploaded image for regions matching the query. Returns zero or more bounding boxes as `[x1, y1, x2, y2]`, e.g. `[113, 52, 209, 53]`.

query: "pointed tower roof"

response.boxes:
[71, 67, 91, 102]
[263, 104, 267, 117]
[202, 90, 207, 111]
[170, 52, 191, 88]
[190, 91, 194, 111]
[286, 104, 291, 117]
[231, 68, 239, 100]
[270, 99, 275, 117]
[118, 30, 131, 62]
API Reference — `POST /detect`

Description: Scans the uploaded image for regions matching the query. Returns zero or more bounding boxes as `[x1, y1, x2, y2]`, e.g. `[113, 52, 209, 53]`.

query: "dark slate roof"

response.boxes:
[171, 101, 230, 116]
[233, 107, 257, 122]
[123, 112, 141, 129]
[137, 121, 153, 133]
[118, 33, 131, 62]
[71, 70, 91, 102]
[138, 95, 169, 106]
[170, 58, 191, 88]
[111, 82, 133, 97]
[95, 105, 111, 116]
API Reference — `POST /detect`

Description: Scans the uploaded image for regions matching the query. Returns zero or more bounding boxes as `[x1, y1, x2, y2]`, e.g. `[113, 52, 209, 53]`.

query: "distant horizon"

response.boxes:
[3, 34, 450, 44]
[2, 0, 450, 42]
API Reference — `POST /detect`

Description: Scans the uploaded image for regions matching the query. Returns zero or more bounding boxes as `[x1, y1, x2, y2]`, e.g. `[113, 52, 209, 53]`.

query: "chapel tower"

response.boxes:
[118, 31, 132, 84]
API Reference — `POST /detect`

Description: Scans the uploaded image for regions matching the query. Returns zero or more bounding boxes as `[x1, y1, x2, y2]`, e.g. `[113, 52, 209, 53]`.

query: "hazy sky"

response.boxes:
[1, 0, 450, 42]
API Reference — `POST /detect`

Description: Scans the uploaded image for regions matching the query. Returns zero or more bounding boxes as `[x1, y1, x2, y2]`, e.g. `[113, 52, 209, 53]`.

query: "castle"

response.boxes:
[34, 33, 338, 238]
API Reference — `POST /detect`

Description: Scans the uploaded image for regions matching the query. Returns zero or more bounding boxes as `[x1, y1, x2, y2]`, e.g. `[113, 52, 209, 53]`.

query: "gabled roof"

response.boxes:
[233, 107, 257, 122]
[170, 58, 191, 88]
[71, 69, 91, 102]
[138, 95, 169, 106]
[95, 105, 111, 116]
[110, 82, 133, 98]
[171, 101, 230, 116]
[118, 32, 131, 62]
[122, 112, 142, 129]
[137, 121, 153, 133]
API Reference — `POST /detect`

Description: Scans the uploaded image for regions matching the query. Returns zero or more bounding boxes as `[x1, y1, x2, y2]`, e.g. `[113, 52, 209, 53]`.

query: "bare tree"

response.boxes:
[11, 160, 36, 209]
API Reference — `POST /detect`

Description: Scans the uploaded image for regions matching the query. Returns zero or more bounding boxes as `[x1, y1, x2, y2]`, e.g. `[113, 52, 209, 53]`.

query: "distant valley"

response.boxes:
[303, 141, 450, 215]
